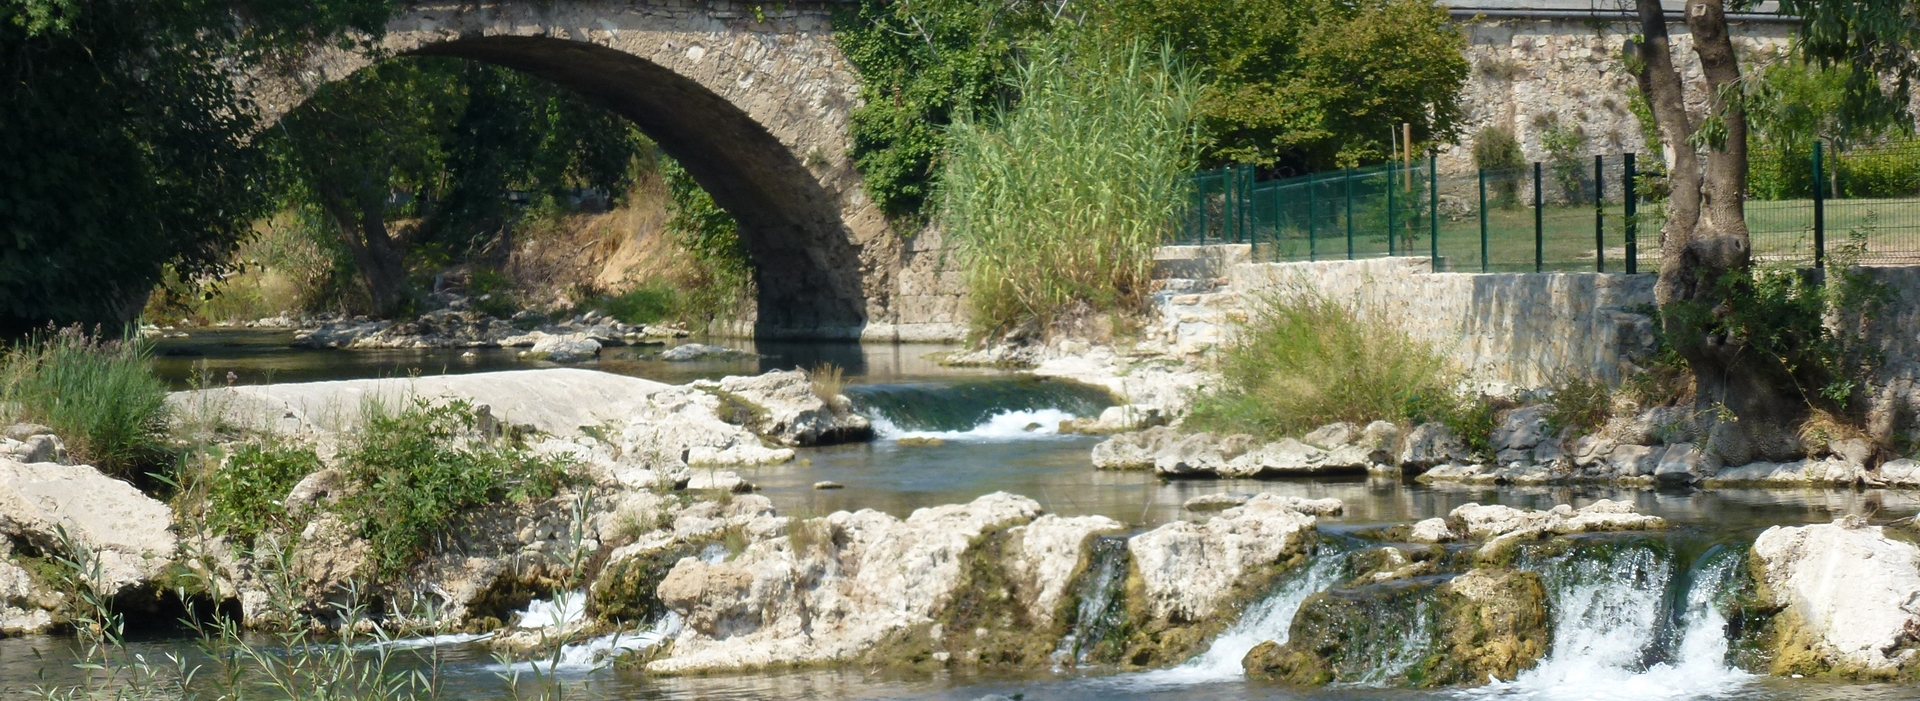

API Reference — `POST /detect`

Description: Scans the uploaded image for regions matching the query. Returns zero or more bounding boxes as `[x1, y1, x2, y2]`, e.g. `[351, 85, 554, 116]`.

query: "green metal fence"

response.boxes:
[1175, 140, 1920, 271]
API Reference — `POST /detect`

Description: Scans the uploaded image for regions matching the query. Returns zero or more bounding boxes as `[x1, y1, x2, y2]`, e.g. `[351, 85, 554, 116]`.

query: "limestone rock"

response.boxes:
[523, 333, 601, 363]
[1126, 493, 1325, 622]
[1302, 422, 1358, 450]
[1428, 568, 1551, 685]
[0, 558, 56, 635]
[1449, 500, 1665, 543]
[1491, 405, 1552, 452]
[1654, 442, 1720, 484]
[1220, 438, 1329, 478]
[1605, 444, 1660, 477]
[647, 492, 1042, 673]
[1879, 459, 1920, 487]
[1408, 517, 1457, 544]
[1153, 432, 1258, 477]
[1749, 517, 1920, 675]
[1003, 515, 1126, 627]
[0, 433, 63, 465]
[1090, 426, 1179, 470]
[711, 369, 872, 446]
[1183, 493, 1250, 511]
[1705, 458, 1865, 487]
[1060, 404, 1164, 435]
[0, 459, 176, 596]
[659, 343, 752, 362]
[685, 470, 754, 493]
[282, 468, 345, 520]
[1398, 423, 1469, 470]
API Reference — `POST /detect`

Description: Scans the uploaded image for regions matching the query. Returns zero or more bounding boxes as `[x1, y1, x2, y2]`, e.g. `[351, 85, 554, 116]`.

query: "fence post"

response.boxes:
[1345, 170, 1355, 260]
[1594, 154, 1605, 273]
[1307, 172, 1317, 262]
[1624, 153, 1637, 275]
[1478, 168, 1488, 273]
[1429, 154, 1439, 269]
[1813, 141, 1826, 269]
[1534, 161, 1544, 273]
[1388, 163, 1398, 256]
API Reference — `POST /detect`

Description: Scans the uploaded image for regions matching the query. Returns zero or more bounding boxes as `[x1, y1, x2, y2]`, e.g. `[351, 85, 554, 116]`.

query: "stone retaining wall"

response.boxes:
[1223, 257, 1657, 391]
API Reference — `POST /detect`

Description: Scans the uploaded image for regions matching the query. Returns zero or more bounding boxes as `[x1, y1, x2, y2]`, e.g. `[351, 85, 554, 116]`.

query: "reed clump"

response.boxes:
[941, 40, 1201, 338]
[0, 327, 170, 479]
[1186, 294, 1459, 438]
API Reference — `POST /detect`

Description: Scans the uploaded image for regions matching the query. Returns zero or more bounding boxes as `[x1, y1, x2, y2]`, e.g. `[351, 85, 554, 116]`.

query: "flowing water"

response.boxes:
[28, 332, 1913, 699]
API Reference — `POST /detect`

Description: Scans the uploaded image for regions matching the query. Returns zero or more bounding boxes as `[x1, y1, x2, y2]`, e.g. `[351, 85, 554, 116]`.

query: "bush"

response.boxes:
[0, 328, 169, 479]
[205, 442, 322, 547]
[1186, 294, 1458, 438]
[592, 282, 680, 325]
[1543, 375, 1613, 435]
[942, 41, 1201, 337]
[336, 398, 575, 581]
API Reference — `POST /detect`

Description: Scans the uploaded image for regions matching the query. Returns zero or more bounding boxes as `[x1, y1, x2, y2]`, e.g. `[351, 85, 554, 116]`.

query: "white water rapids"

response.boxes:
[871, 408, 1081, 441]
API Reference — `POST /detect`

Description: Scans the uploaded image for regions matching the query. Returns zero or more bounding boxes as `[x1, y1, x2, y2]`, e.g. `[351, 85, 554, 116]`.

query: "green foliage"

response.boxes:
[661, 157, 754, 323]
[1436, 394, 1510, 460]
[943, 41, 1200, 336]
[1186, 294, 1458, 438]
[1832, 146, 1920, 198]
[336, 398, 576, 581]
[1541, 118, 1589, 202]
[592, 282, 681, 326]
[1544, 375, 1613, 435]
[1747, 54, 1912, 200]
[1664, 229, 1890, 413]
[466, 268, 521, 319]
[1474, 126, 1525, 208]
[206, 442, 322, 547]
[0, 0, 396, 333]
[0, 328, 168, 479]
[832, 0, 1057, 220]
[1096, 0, 1469, 169]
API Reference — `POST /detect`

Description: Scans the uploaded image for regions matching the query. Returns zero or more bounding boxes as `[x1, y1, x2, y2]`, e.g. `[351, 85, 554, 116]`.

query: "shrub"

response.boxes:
[205, 442, 323, 547]
[593, 282, 680, 325]
[336, 398, 575, 581]
[1186, 294, 1458, 439]
[0, 328, 169, 479]
[1543, 375, 1613, 435]
[809, 362, 845, 404]
[942, 41, 1201, 337]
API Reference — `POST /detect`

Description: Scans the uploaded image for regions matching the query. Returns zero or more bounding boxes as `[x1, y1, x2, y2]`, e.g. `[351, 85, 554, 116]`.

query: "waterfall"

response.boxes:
[1052, 536, 1131, 667]
[845, 378, 1113, 438]
[495, 612, 684, 673]
[1125, 549, 1348, 685]
[1471, 543, 1753, 700]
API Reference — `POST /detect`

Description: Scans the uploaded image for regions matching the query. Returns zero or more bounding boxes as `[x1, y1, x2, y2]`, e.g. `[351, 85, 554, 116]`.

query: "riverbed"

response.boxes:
[32, 330, 1910, 700]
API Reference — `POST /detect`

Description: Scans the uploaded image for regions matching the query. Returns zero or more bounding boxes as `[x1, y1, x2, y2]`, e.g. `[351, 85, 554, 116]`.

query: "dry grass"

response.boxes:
[809, 362, 846, 404]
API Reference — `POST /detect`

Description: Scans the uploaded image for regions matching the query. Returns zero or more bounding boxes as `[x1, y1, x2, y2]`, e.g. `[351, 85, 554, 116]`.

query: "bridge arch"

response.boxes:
[249, 1, 908, 339]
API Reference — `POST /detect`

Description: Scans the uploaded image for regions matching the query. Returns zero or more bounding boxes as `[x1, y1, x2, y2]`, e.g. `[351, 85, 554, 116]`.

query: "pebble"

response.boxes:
[813, 481, 844, 490]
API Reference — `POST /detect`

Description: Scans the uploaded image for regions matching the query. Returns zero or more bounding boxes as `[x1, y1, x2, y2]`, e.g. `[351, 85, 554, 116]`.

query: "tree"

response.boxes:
[0, 0, 393, 335]
[1629, 0, 1914, 462]
[1094, 0, 1468, 170]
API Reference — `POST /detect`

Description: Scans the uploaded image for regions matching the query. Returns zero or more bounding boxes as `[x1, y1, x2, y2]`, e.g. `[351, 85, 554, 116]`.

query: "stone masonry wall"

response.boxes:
[1224, 258, 1658, 391]
[1440, 18, 1794, 175]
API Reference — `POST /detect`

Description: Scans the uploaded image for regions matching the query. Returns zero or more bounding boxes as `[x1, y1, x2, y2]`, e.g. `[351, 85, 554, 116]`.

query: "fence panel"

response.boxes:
[1175, 141, 1920, 271]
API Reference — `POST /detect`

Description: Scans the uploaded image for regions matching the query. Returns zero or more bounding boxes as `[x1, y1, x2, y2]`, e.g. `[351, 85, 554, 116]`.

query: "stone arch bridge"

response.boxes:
[250, 1, 965, 341]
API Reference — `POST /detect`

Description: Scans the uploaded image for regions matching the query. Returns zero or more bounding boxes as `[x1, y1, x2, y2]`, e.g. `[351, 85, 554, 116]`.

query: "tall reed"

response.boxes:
[941, 40, 1201, 337]
[0, 328, 169, 478]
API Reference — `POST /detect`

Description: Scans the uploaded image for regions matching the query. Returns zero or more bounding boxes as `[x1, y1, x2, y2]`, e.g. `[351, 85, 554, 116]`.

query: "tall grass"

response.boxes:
[1186, 294, 1458, 438]
[0, 328, 169, 478]
[941, 40, 1201, 337]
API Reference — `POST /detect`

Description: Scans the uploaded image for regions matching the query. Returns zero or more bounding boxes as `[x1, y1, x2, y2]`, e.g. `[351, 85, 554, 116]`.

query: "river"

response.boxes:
[5, 330, 1901, 700]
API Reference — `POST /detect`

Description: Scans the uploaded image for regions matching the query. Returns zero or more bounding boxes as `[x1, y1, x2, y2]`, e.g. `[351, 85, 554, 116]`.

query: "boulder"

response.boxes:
[1153, 432, 1258, 477]
[1491, 405, 1553, 452]
[1302, 422, 1358, 450]
[1408, 517, 1457, 544]
[1002, 515, 1127, 627]
[1748, 517, 1920, 676]
[647, 492, 1043, 673]
[1879, 459, 1920, 487]
[1605, 443, 1661, 478]
[1090, 426, 1179, 470]
[0, 434, 63, 464]
[1447, 500, 1666, 550]
[1126, 493, 1326, 622]
[1060, 405, 1164, 435]
[1705, 458, 1865, 487]
[1654, 442, 1720, 484]
[1183, 493, 1250, 512]
[0, 459, 175, 596]
[1219, 438, 1329, 478]
[710, 369, 872, 446]
[0, 557, 56, 634]
[659, 343, 753, 362]
[524, 333, 601, 363]
[685, 470, 754, 493]
[1398, 423, 1468, 470]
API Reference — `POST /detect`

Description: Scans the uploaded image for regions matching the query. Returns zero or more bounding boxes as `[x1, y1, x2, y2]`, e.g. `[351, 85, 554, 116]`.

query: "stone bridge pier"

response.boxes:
[248, 1, 968, 341]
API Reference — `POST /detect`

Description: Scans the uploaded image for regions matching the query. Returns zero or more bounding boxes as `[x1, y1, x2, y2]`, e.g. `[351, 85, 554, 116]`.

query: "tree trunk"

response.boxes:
[319, 185, 411, 317]
[1634, 0, 1805, 463]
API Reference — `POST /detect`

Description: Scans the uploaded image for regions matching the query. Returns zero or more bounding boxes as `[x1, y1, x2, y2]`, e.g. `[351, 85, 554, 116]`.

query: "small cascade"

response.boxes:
[1473, 540, 1754, 700]
[498, 612, 684, 673]
[1126, 548, 1349, 685]
[1052, 536, 1131, 666]
[513, 591, 586, 630]
[846, 378, 1114, 438]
